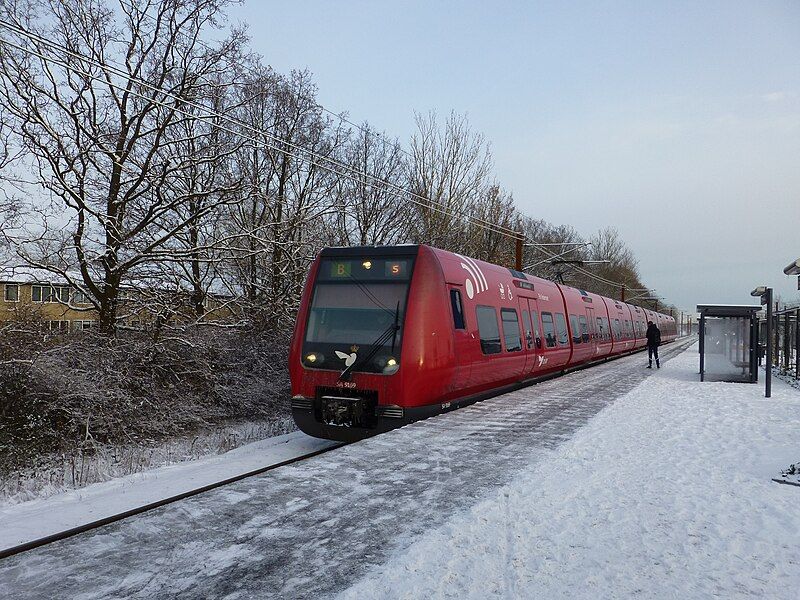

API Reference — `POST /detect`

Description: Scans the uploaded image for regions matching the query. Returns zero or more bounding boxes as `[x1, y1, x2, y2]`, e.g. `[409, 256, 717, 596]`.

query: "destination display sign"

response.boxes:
[320, 258, 413, 282]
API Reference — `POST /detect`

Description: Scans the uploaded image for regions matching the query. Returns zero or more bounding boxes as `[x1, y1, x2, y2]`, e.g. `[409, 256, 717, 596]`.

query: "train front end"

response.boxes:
[289, 246, 421, 441]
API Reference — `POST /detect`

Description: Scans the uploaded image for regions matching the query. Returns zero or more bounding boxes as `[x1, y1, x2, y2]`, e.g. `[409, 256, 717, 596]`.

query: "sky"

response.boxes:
[225, 0, 800, 313]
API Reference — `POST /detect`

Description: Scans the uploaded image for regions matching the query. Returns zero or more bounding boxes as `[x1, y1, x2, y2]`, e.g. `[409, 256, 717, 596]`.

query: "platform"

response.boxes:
[3, 339, 799, 599]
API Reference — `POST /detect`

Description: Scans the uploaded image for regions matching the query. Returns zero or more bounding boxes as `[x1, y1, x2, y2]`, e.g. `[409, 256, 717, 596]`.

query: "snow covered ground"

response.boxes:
[341, 344, 800, 599]
[2, 340, 798, 599]
[2, 418, 297, 503]
[0, 432, 337, 552]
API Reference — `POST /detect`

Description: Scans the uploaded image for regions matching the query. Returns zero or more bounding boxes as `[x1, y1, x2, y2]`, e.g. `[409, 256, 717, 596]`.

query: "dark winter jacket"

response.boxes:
[646, 323, 661, 347]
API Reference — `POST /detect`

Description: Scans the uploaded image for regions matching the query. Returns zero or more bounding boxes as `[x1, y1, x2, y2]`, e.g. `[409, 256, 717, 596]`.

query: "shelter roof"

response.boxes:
[696, 304, 762, 317]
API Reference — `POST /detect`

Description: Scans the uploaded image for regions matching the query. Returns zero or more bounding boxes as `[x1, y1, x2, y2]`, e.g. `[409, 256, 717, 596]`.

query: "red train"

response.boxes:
[290, 245, 676, 441]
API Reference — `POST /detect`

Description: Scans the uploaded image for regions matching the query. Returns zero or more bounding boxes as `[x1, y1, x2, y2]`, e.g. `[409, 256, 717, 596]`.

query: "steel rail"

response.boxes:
[1, 339, 694, 562]
[0, 442, 346, 561]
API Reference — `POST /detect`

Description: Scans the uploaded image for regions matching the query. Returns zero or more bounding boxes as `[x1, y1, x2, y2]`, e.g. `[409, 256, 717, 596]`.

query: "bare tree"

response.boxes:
[585, 227, 643, 298]
[326, 123, 408, 246]
[156, 72, 243, 319]
[226, 65, 342, 324]
[519, 216, 586, 281]
[464, 184, 517, 265]
[407, 111, 493, 250]
[0, 0, 243, 332]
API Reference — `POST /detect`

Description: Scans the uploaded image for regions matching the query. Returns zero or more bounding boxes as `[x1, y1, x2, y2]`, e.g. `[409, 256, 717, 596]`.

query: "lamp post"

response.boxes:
[783, 258, 800, 377]
[751, 286, 773, 398]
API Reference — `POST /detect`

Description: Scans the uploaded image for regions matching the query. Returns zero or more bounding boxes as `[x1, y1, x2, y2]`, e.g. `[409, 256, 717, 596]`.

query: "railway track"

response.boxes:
[1, 338, 694, 564]
[0, 442, 347, 561]
[1, 339, 695, 598]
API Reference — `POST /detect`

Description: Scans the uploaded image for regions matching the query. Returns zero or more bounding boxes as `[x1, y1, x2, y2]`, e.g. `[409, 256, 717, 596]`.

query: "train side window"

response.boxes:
[501, 308, 522, 352]
[555, 313, 569, 345]
[476, 305, 502, 355]
[579, 316, 589, 343]
[603, 318, 610, 340]
[613, 319, 621, 339]
[624, 319, 631, 339]
[596, 317, 604, 340]
[522, 310, 533, 349]
[569, 315, 581, 344]
[531, 311, 542, 348]
[541, 312, 557, 348]
[450, 289, 465, 330]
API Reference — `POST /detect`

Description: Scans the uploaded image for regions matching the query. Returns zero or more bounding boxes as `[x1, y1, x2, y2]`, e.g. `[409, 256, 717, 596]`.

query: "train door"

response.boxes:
[447, 285, 473, 392]
[584, 306, 598, 357]
[519, 296, 542, 378]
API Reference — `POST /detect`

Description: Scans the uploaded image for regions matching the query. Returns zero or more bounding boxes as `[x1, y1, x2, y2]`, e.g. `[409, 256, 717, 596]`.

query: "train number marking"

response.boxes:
[537, 355, 549, 367]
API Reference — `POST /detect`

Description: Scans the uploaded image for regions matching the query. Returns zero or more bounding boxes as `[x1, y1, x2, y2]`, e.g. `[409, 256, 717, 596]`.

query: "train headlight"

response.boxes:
[362, 260, 372, 269]
[303, 352, 324, 366]
[383, 356, 399, 374]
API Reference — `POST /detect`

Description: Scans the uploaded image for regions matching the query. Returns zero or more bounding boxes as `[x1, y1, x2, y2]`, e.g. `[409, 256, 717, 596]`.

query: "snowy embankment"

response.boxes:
[341, 344, 800, 600]
[0, 431, 336, 552]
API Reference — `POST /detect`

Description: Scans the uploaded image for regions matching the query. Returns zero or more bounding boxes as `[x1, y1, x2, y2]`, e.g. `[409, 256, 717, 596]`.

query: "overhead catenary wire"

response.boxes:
[0, 18, 658, 297]
[114, 0, 416, 162]
[0, 18, 523, 243]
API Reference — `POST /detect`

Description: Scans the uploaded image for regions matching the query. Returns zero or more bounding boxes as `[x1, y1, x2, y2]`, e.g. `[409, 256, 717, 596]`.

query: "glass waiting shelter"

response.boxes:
[696, 304, 761, 383]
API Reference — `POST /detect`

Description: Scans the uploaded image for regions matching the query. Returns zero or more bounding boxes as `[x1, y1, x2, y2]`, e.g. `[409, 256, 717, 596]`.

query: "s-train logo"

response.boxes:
[456, 254, 488, 299]
[335, 344, 359, 367]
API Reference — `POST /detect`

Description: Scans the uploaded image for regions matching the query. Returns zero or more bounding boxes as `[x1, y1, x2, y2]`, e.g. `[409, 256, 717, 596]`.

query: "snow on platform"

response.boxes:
[2, 340, 798, 599]
[342, 344, 800, 600]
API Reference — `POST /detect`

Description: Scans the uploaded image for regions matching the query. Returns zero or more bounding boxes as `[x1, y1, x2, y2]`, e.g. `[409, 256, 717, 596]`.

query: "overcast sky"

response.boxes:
[229, 0, 800, 313]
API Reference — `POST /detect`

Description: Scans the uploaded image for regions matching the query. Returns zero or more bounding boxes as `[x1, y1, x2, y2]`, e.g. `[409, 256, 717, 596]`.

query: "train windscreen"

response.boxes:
[301, 256, 414, 374]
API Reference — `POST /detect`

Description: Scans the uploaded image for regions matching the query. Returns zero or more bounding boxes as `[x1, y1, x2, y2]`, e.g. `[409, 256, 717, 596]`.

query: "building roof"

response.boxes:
[0, 266, 83, 285]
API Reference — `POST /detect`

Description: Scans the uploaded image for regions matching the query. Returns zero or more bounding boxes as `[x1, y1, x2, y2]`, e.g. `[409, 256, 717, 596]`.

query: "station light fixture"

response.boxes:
[784, 258, 800, 289]
[750, 286, 768, 298]
[783, 258, 800, 275]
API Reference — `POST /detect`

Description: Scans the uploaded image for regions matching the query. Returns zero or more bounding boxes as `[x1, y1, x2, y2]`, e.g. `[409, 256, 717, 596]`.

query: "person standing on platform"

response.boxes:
[646, 320, 661, 369]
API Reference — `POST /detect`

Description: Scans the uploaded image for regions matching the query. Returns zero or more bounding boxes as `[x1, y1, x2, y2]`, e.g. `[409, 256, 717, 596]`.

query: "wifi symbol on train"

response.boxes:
[456, 254, 488, 299]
